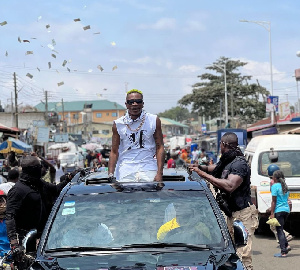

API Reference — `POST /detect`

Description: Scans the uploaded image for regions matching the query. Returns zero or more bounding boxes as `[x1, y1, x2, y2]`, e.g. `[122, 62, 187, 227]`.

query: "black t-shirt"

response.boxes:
[221, 156, 252, 212]
[6, 178, 70, 239]
[6, 181, 44, 237]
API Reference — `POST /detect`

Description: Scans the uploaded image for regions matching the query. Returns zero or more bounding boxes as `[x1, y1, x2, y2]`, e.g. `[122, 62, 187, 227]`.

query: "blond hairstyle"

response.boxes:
[126, 89, 143, 98]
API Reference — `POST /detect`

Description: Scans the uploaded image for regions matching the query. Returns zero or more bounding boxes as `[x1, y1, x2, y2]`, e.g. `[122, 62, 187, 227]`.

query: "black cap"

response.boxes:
[21, 156, 41, 168]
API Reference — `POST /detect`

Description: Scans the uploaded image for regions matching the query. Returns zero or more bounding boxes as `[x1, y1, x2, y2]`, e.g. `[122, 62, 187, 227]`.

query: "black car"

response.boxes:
[24, 169, 247, 270]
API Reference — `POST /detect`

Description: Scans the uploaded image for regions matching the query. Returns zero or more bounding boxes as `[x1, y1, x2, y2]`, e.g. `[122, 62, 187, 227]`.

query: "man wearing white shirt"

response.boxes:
[55, 161, 65, 184]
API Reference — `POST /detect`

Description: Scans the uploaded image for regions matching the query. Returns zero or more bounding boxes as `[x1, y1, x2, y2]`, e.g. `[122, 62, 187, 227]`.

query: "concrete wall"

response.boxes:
[0, 112, 46, 129]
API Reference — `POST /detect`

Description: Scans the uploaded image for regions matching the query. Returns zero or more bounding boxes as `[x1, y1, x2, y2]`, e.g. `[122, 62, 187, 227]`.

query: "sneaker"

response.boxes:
[287, 235, 295, 242]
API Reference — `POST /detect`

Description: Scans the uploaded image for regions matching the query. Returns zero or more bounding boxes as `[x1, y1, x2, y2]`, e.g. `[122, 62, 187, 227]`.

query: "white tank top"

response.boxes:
[115, 112, 157, 179]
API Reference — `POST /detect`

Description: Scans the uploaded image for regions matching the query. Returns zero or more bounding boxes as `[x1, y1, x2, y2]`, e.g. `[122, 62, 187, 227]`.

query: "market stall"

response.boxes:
[0, 137, 32, 154]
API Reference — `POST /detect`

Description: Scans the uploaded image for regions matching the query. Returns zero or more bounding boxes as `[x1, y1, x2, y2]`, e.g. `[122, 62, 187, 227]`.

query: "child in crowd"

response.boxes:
[270, 170, 291, 257]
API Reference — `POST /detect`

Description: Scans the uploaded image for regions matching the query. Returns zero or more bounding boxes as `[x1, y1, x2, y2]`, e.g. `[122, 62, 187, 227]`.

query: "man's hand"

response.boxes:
[189, 164, 198, 168]
[11, 243, 24, 262]
[189, 166, 207, 178]
[154, 173, 163, 182]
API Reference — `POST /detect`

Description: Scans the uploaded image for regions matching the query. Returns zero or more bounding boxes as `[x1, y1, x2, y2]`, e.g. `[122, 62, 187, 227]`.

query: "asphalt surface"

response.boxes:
[252, 234, 300, 269]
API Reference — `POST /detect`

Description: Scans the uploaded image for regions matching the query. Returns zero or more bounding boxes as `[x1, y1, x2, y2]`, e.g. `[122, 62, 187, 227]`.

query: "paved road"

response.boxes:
[252, 234, 300, 269]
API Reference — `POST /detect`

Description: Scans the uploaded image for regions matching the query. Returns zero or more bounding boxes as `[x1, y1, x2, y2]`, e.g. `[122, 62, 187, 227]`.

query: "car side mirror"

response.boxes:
[22, 229, 38, 253]
[233, 220, 248, 247]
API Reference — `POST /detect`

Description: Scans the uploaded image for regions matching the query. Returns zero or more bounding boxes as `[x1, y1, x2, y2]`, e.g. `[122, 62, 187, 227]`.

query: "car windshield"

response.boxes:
[259, 150, 300, 177]
[46, 190, 224, 250]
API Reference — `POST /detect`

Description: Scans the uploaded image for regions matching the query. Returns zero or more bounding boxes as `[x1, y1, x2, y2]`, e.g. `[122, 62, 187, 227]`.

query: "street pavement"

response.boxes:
[252, 234, 300, 269]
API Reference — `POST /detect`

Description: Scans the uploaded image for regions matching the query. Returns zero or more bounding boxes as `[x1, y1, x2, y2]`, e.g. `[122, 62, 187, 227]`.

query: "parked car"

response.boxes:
[22, 169, 247, 270]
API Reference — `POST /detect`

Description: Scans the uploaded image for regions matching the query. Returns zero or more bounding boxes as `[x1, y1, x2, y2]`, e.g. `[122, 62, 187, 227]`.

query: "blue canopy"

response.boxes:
[0, 138, 32, 154]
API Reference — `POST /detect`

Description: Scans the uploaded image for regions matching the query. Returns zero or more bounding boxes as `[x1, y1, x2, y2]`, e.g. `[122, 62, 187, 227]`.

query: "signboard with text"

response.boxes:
[37, 127, 50, 143]
[54, 133, 69, 143]
[279, 102, 291, 120]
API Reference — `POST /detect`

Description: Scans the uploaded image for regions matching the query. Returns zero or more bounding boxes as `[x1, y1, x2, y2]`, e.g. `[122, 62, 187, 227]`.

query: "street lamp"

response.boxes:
[240, 19, 274, 95]
[294, 66, 300, 114]
[212, 63, 228, 126]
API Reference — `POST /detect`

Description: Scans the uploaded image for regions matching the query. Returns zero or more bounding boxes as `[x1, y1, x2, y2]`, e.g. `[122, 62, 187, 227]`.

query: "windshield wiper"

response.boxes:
[121, 242, 215, 251]
[45, 246, 122, 253]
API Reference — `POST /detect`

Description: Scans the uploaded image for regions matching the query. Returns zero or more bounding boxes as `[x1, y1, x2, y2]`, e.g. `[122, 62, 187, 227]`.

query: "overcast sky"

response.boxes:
[1, 0, 300, 114]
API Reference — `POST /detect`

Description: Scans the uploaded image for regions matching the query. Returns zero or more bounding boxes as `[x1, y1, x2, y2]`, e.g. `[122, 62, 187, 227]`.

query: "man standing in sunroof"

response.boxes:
[108, 89, 164, 182]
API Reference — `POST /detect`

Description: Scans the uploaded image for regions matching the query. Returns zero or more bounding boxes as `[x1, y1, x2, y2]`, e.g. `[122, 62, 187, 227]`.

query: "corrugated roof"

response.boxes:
[35, 100, 126, 112]
[160, 117, 189, 128]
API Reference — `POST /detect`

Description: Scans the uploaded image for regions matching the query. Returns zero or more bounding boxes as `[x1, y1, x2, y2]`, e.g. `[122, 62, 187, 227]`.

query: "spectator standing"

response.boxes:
[198, 152, 209, 166]
[189, 132, 258, 270]
[191, 147, 200, 164]
[55, 160, 65, 184]
[267, 164, 294, 244]
[167, 155, 177, 168]
[86, 151, 94, 168]
[0, 169, 19, 195]
[0, 190, 10, 257]
[6, 155, 72, 264]
[7, 151, 18, 167]
[270, 170, 291, 257]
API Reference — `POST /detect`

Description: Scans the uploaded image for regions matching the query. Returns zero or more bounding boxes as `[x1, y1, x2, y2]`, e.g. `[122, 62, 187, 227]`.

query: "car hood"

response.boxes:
[32, 250, 244, 270]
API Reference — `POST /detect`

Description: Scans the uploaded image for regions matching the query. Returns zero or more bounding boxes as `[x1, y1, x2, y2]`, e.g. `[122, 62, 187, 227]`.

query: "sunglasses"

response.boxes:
[220, 141, 230, 146]
[126, 99, 143, 105]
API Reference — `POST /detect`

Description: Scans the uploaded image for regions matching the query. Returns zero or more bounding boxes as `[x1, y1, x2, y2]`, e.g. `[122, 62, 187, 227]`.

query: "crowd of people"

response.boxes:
[85, 149, 109, 170]
[166, 146, 215, 169]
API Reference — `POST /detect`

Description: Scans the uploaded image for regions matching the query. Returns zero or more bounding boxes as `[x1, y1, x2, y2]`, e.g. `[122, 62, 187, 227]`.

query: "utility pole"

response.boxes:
[62, 98, 65, 133]
[125, 82, 129, 93]
[13, 72, 18, 128]
[10, 92, 13, 125]
[219, 99, 223, 128]
[231, 88, 234, 126]
[45, 91, 48, 126]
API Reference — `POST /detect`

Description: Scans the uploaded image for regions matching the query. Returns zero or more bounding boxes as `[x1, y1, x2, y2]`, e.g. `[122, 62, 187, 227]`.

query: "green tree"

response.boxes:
[158, 106, 191, 122]
[178, 57, 270, 125]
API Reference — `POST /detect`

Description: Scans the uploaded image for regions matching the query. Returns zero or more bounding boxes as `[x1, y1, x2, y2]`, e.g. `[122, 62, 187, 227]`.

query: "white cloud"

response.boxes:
[239, 58, 291, 84]
[133, 56, 153, 64]
[179, 65, 201, 73]
[137, 18, 176, 30]
[183, 20, 206, 32]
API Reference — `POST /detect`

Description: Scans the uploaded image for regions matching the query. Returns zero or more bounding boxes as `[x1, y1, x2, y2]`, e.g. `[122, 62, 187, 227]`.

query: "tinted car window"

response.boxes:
[46, 190, 224, 250]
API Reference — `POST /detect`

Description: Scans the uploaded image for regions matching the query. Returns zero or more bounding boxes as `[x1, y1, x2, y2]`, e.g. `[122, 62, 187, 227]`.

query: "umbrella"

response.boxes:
[0, 137, 32, 154]
[81, 143, 102, 151]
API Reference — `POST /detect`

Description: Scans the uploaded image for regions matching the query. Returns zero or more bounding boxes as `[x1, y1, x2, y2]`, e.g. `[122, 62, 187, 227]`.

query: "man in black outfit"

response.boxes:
[5, 155, 71, 262]
[189, 132, 258, 270]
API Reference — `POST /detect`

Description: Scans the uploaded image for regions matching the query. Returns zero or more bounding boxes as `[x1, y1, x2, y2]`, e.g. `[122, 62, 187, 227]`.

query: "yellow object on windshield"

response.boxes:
[157, 217, 180, 240]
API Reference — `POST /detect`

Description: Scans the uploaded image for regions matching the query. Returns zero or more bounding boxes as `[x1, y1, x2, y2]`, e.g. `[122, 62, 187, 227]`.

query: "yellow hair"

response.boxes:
[126, 89, 143, 95]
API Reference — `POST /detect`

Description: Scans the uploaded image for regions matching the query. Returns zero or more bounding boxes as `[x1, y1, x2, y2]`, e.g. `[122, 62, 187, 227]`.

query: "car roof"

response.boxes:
[66, 169, 206, 196]
[246, 134, 300, 152]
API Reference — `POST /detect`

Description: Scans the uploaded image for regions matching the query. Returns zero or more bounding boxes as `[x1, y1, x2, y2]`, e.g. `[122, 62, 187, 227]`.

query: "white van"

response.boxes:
[244, 135, 300, 224]
[57, 152, 84, 170]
